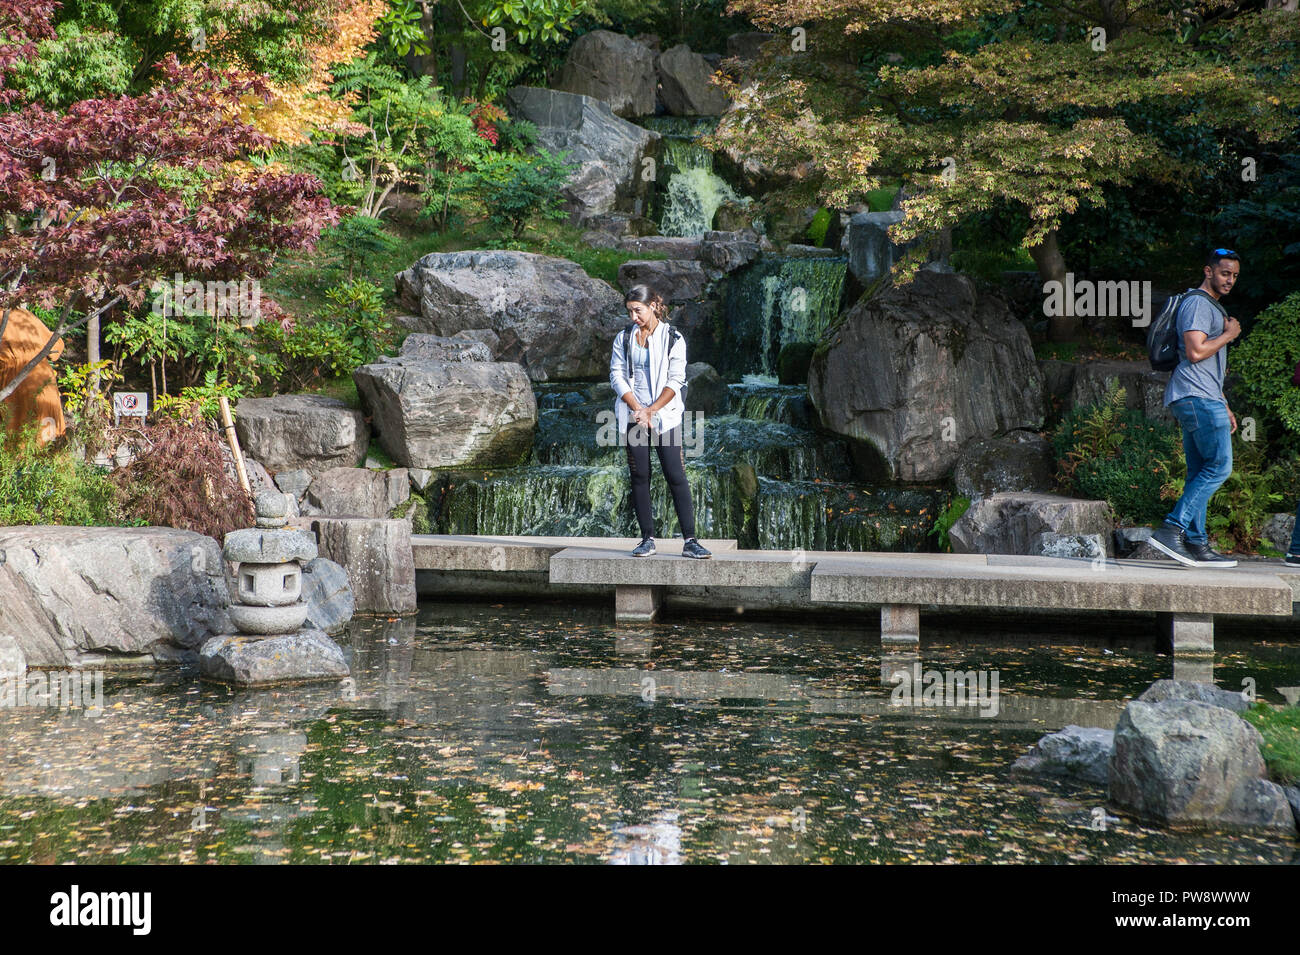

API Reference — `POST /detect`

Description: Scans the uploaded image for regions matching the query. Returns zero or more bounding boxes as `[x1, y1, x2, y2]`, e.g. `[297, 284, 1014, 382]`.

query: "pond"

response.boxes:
[0, 602, 1296, 864]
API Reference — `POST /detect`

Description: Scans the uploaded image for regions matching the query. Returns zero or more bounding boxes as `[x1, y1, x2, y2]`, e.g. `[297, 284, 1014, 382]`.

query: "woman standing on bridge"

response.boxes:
[610, 284, 711, 559]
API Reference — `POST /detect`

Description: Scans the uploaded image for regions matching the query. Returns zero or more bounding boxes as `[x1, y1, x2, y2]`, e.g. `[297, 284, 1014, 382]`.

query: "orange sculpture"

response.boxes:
[0, 306, 66, 445]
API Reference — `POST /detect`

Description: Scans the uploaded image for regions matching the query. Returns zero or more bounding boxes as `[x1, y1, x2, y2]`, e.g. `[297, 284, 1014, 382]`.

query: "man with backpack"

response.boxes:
[1148, 249, 1242, 567]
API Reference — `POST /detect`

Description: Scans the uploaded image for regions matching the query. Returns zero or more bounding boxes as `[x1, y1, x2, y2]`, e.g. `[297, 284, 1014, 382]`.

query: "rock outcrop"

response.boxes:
[234, 394, 369, 477]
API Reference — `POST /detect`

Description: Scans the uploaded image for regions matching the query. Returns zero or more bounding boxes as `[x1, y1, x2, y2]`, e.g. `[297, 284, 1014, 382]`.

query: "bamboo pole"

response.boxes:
[219, 395, 251, 495]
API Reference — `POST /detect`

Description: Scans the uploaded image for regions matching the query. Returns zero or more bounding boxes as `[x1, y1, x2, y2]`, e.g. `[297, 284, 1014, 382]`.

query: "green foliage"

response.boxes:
[0, 423, 120, 526]
[7, 21, 134, 104]
[1230, 292, 1300, 440]
[806, 207, 832, 246]
[154, 370, 244, 421]
[931, 495, 970, 553]
[462, 148, 578, 238]
[378, 0, 431, 56]
[1052, 383, 1181, 526]
[253, 280, 391, 390]
[1217, 155, 1300, 316]
[322, 215, 399, 281]
[484, 0, 588, 44]
[1159, 432, 1282, 553]
[1241, 703, 1300, 787]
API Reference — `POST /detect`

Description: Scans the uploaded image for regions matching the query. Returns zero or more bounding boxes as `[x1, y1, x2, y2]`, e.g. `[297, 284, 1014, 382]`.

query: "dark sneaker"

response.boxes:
[681, 538, 712, 560]
[1148, 522, 1199, 567]
[631, 537, 656, 557]
[1186, 541, 1237, 568]
[1284, 553, 1300, 567]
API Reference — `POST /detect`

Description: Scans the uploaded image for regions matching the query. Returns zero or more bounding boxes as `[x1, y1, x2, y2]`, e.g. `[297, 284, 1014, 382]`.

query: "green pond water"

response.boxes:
[2, 603, 1296, 864]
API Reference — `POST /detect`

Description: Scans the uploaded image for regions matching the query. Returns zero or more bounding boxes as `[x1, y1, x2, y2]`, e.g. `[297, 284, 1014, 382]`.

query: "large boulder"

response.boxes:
[1137, 679, 1250, 714]
[1262, 512, 1296, 555]
[699, 229, 762, 273]
[394, 249, 626, 381]
[1063, 360, 1172, 423]
[306, 467, 411, 518]
[354, 356, 537, 469]
[616, 259, 709, 303]
[234, 395, 369, 478]
[1011, 725, 1114, 786]
[0, 526, 231, 667]
[808, 271, 1044, 482]
[504, 86, 658, 223]
[311, 518, 417, 616]
[683, 362, 728, 416]
[952, 431, 1055, 498]
[199, 629, 349, 687]
[555, 30, 657, 117]
[948, 492, 1113, 556]
[1109, 699, 1296, 832]
[655, 44, 731, 116]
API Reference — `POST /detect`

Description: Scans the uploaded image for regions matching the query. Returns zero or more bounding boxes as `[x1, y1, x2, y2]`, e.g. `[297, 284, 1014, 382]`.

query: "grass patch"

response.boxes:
[1241, 703, 1300, 786]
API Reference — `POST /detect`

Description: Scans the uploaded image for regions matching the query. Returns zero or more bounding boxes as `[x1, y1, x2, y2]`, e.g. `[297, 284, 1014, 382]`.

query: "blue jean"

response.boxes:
[1164, 396, 1232, 546]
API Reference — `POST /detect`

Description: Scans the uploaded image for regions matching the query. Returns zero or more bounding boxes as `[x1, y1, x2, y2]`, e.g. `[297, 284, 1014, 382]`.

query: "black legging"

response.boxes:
[626, 423, 696, 539]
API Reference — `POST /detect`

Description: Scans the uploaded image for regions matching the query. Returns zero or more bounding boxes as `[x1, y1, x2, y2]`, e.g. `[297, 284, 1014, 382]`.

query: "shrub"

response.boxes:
[931, 495, 971, 552]
[462, 148, 577, 238]
[254, 279, 391, 390]
[1052, 383, 1182, 525]
[321, 279, 391, 366]
[1230, 291, 1300, 441]
[322, 215, 398, 281]
[109, 409, 253, 539]
[0, 419, 120, 526]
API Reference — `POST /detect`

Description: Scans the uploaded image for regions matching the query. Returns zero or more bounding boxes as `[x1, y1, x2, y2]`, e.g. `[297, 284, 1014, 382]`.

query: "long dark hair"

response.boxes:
[623, 284, 669, 323]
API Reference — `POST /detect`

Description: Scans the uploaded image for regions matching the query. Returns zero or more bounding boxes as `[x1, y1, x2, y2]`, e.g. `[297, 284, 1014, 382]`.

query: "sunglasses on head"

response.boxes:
[1212, 248, 1237, 257]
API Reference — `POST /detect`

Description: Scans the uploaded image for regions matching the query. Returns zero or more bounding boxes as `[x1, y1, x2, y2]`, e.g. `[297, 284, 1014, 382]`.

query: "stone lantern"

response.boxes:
[223, 491, 316, 635]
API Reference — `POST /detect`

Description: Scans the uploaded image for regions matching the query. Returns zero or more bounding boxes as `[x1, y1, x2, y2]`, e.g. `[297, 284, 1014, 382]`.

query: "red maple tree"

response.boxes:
[0, 0, 339, 402]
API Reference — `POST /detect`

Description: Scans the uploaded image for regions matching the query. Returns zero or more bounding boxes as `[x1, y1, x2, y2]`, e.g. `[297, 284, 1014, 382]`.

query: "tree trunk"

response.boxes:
[1029, 228, 1074, 342]
[87, 311, 101, 393]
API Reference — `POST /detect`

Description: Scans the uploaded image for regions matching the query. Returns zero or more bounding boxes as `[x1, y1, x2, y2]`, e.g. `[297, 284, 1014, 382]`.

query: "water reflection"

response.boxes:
[0, 604, 1295, 864]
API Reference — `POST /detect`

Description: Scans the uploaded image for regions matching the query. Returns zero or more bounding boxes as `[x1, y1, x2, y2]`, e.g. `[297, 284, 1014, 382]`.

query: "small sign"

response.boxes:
[113, 391, 148, 425]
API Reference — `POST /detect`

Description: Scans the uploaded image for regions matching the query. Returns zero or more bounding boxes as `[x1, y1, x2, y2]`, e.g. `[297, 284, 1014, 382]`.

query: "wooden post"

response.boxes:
[219, 395, 251, 495]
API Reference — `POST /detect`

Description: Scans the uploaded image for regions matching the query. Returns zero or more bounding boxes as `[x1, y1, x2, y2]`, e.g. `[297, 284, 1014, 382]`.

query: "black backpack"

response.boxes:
[1147, 289, 1222, 372]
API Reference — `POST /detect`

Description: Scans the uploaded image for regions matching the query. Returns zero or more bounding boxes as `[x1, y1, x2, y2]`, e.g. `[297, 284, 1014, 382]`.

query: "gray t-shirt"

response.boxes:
[1163, 289, 1229, 406]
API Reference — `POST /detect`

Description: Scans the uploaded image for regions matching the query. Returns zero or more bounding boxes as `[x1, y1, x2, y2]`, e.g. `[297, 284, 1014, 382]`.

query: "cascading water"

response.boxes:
[642, 116, 748, 237]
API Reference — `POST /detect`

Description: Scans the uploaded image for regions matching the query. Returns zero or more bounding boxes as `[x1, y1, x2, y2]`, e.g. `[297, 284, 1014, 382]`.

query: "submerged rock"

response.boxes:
[1011, 725, 1115, 786]
[199, 629, 349, 687]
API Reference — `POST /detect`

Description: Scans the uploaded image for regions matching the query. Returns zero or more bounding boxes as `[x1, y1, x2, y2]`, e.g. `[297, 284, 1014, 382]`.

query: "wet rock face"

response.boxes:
[502, 86, 659, 225]
[554, 30, 657, 118]
[1109, 699, 1297, 833]
[233, 394, 369, 478]
[354, 356, 537, 470]
[808, 271, 1044, 483]
[952, 431, 1055, 499]
[0, 526, 232, 667]
[394, 249, 627, 381]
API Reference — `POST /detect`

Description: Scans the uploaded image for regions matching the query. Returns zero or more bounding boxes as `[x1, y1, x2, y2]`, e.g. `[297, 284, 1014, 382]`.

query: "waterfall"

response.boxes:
[643, 116, 749, 237]
[719, 254, 847, 378]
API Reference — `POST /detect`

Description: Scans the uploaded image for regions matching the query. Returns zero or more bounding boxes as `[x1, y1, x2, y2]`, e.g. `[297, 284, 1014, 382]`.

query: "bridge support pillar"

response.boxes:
[880, 604, 920, 646]
[1167, 612, 1215, 658]
[615, 585, 663, 623]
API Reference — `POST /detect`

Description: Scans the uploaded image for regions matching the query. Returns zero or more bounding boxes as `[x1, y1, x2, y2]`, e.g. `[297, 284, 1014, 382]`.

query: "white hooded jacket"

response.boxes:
[609, 320, 687, 435]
